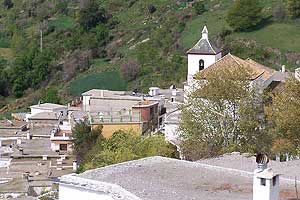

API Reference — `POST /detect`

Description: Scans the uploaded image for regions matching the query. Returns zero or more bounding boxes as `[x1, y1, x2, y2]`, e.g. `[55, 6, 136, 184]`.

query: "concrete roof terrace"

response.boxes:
[61, 156, 300, 200]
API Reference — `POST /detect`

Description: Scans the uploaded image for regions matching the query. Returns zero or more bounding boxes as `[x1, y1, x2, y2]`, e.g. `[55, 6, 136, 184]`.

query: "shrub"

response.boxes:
[120, 59, 139, 81]
[148, 4, 156, 14]
[3, 0, 13, 9]
[226, 0, 263, 31]
[193, 1, 206, 15]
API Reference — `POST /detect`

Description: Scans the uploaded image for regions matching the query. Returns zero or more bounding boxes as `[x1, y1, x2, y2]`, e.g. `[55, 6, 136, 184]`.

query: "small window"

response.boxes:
[260, 178, 266, 186]
[60, 144, 67, 151]
[273, 176, 277, 186]
[199, 59, 205, 71]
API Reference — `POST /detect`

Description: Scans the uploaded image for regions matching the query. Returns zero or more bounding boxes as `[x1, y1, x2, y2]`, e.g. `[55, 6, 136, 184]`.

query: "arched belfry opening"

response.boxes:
[199, 59, 204, 71]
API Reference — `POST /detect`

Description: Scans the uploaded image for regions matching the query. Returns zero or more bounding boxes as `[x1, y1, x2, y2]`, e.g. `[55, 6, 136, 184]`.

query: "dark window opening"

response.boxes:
[260, 178, 266, 186]
[199, 59, 205, 71]
[60, 144, 67, 151]
[273, 176, 277, 186]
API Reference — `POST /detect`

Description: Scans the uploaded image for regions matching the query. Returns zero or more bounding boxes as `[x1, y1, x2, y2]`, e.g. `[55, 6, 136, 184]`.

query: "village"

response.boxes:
[0, 24, 300, 200]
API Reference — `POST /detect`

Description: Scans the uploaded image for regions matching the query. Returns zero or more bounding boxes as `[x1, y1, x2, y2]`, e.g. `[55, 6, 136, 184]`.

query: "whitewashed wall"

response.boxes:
[59, 184, 114, 200]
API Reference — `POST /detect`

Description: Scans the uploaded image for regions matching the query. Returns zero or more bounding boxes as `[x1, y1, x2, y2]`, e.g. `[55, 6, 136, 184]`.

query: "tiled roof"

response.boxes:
[187, 38, 221, 55]
[187, 26, 221, 55]
[198, 54, 276, 80]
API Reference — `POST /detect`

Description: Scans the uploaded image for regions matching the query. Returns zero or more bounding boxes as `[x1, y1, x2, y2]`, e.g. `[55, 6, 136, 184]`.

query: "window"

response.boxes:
[60, 144, 68, 151]
[199, 59, 205, 71]
[260, 178, 266, 186]
[273, 176, 277, 186]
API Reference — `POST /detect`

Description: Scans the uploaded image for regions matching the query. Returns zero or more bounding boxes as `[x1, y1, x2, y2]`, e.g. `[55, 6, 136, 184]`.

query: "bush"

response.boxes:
[3, 0, 13, 9]
[286, 0, 300, 19]
[193, 1, 206, 15]
[226, 0, 263, 31]
[120, 59, 139, 81]
[43, 88, 60, 104]
[78, 0, 108, 31]
[148, 4, 156, 14]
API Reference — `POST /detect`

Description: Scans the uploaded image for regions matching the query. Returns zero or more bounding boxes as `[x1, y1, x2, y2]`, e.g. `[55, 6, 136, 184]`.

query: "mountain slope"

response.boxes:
[0, 0, 299, 116]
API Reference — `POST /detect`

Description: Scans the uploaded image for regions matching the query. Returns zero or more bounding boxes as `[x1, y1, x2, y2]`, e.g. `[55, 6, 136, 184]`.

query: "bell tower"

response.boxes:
[186, 26, 222, 86]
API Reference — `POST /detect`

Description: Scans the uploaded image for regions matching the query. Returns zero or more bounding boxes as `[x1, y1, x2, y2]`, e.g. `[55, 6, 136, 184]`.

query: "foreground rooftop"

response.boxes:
[61, 155, 300, 200]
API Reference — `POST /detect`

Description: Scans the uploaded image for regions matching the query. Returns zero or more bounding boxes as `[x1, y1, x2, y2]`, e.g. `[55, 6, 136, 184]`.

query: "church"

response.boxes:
[165, 25, 297, 146]
[184, 26, 293, 95]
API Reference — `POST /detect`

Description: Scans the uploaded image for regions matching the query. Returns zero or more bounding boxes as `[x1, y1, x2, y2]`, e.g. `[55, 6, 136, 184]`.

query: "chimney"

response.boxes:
[281, 65, 286, 73]
[253, 153, 280, 200]
[295, 68, 300, 81]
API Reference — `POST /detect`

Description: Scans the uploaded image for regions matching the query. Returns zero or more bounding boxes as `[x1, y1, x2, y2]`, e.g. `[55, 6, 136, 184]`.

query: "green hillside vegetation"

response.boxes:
[0, 0, 300, 114]
[69, 71, 127, 96]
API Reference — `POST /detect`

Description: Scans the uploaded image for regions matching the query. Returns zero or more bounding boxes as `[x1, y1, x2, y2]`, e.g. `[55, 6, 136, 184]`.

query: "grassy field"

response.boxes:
[230, 22, 300, 52]
[49, 16, 75, 30]
[69, 71, 127, 96]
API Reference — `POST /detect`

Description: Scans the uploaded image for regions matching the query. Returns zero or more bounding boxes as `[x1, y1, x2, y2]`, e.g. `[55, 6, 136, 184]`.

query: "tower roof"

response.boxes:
[187, 26, 221, 55]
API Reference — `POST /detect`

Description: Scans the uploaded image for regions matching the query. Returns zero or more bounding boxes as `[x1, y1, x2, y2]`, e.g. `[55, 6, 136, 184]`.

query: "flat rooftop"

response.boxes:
[0, 120, 28, 130]
[62, 156, 300, 200]
[63, 157, 252, 200]
[30, 103, 67, 110]
[28, 112, 59, 120]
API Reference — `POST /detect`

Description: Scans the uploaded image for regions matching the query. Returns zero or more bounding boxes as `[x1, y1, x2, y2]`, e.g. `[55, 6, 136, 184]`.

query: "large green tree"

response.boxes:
[226, 0, 263, 31]
[266, 78, 300, 155]
[180, 66, 267, 161]
[72, 122, 103, 161]
[79, 131, 178, 172]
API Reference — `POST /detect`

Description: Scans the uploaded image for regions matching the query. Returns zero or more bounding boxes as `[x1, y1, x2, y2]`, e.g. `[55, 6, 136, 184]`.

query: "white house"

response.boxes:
[164, 110, 181, 144]
[26, 103, 68, 120]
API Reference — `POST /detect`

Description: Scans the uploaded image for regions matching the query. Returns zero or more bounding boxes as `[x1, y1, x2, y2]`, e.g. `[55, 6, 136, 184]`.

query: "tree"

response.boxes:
[93, 24, 109, 46]
[56, 0, 68, 14]
[265, 78, 300, 153]
[120, 59, 139, 81]
[43, 88, 60, 104]
[286, 0, 300, 19]
[72, 122, 103, 161]
[180, 66, 266, 160]
[193, 1, 206, 15]
[79, 131, 178, 171]
[3, 0, 13, 9]
[78, 0, 108, 31]
[226, 0, 263, 31]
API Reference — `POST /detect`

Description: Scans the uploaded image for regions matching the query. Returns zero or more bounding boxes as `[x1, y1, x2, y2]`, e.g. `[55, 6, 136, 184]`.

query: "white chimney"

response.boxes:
[295, 68, 300, 81]
[253, 154, 280, 200]
[73, 160, 78, 171]
[281, 65, 286, 73]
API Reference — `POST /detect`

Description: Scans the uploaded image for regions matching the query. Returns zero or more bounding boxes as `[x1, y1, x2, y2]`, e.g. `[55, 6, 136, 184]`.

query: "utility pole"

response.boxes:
[40, 29, 43, 53]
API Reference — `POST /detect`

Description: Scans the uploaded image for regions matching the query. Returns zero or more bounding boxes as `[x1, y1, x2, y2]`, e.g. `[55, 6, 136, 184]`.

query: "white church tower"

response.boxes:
[186, 26, 222, 86]
[253, 154, 280, 200]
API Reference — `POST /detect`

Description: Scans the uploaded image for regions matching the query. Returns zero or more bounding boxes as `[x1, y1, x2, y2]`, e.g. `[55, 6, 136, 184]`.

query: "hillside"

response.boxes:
[0, 0, 299, 116]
